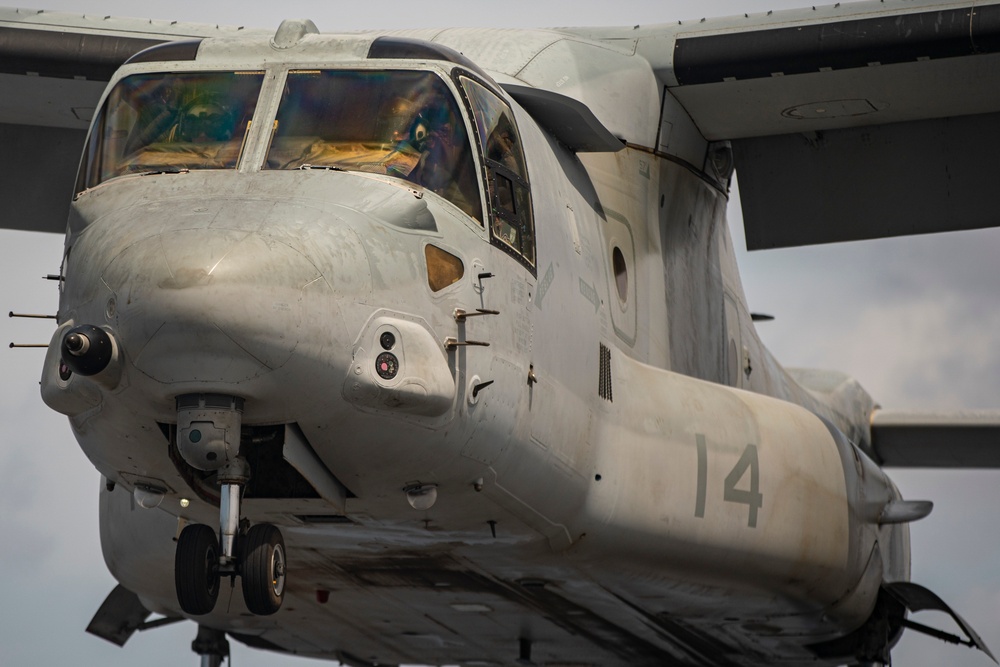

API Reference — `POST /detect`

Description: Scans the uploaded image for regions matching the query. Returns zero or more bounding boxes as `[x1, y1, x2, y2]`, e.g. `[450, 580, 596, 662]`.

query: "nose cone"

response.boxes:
[102, 225, 361, 384]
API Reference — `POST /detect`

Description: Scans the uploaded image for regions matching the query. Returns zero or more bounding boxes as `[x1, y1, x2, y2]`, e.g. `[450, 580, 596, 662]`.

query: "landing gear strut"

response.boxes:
[192, 625, 229, 667]
[172, 394, 286, 617]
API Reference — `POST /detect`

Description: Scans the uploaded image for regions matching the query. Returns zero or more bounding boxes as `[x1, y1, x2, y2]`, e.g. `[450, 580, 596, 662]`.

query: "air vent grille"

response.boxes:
[598, 343, 613, 402]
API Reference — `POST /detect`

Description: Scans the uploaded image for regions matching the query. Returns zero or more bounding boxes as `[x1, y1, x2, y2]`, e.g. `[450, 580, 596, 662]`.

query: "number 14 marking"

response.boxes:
[695, 435, 763, 528]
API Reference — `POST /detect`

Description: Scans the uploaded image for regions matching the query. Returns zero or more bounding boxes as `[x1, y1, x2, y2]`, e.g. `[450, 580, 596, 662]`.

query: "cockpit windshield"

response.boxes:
[77, 71, 264, 192]
[264, 70, 483, 222]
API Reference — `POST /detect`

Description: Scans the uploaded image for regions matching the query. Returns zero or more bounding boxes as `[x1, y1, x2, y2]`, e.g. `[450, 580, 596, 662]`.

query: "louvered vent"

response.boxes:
[598, 343, 613, 402]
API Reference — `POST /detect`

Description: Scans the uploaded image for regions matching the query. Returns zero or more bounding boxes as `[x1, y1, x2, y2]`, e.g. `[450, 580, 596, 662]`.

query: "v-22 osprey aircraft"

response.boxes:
[5, 1, 1000, 665]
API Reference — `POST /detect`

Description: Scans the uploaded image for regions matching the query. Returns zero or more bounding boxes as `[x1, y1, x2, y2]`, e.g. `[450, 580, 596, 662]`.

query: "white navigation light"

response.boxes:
[134, 485, 165, 509]
[404, 484, 438, 510]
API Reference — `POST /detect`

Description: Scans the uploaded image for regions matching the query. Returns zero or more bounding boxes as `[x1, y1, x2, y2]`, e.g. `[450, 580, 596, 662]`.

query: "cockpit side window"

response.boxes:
[459, 75, 535, 270]
[76, 71, 265, 193]
[264, 70, 483, 223]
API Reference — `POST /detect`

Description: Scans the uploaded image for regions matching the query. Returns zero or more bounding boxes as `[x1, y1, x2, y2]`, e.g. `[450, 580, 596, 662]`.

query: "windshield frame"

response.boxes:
[75, 66, 269, 195]
[261, 66, 486, 224]
[453, 69, 536, 274]
[74, 62, 499, 238]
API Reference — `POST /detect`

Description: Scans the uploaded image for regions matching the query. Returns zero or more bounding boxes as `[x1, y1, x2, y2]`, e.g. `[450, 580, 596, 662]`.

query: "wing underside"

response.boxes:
[0, 9, 259, 233]
[870, 409, 1000, 467]
[574, 0, 1000, 248]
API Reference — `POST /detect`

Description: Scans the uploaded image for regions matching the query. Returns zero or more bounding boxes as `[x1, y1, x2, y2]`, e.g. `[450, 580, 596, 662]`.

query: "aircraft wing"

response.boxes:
[0, 8, 263, 234]
[573, 0, 1000, 248]
[8, 1, 1000, 246]
[870, 409, 1000, 467]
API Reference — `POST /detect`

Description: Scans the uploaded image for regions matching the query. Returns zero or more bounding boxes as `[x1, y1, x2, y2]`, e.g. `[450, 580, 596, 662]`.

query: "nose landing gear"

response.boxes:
[172, 394, 287, 617]
[175, 524, 222, 616]
[174, 521, 287, 617]
[192, 625, 230, 667]
[240, 523, 286, 615]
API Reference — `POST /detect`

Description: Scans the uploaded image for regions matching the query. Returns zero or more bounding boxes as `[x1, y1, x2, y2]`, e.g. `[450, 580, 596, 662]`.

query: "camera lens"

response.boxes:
[379, 331, 396, 350]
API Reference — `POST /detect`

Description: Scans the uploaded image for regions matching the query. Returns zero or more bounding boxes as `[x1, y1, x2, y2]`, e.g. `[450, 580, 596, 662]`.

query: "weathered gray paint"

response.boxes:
[1, 3, 994, 665]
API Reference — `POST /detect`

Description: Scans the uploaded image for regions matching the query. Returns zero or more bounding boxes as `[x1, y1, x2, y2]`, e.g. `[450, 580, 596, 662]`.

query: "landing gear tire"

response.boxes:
[240, 523, 285, 615]
[175, 524, 220, 615]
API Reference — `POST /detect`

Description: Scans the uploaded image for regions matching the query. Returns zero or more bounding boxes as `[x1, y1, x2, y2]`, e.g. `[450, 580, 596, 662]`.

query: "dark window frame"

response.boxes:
[453, 69, 536, 276]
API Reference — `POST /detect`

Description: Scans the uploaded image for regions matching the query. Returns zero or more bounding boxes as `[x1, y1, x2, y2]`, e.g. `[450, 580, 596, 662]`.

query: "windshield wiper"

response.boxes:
[136, 168, 190, 177]
[298, 164, 345, 171]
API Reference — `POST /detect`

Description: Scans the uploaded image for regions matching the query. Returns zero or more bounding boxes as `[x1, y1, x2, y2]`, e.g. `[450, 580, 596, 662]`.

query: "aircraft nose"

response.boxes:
[100, 225, 360, 385]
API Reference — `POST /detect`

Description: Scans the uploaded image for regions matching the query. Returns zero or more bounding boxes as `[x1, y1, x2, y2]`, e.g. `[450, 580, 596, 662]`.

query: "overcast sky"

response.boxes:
[1, 1, 997, 666]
